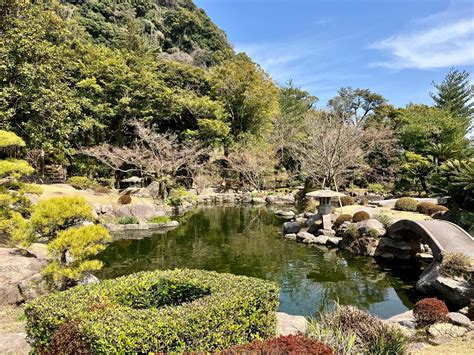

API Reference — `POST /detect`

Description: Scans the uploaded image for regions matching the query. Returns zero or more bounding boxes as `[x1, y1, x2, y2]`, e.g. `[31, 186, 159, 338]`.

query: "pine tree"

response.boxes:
[430, 68, 473, 128]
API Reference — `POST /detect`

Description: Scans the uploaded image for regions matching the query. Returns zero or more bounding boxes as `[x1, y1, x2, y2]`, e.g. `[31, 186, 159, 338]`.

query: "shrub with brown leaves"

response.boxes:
[223, 335, 334, 355]
[413, 298, 449, 327]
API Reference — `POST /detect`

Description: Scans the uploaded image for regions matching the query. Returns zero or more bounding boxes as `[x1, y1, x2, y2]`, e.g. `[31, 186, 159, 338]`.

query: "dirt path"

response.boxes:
[0, 305, 30, 354]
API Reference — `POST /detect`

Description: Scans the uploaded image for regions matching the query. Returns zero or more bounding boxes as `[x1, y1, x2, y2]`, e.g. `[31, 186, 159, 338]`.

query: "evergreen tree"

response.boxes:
[430, 68, 473, 129]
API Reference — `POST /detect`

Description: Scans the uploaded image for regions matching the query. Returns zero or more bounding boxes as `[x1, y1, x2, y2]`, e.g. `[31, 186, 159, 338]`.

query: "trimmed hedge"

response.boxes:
[394, 197, 418, 212]
[352, 211, 370, 223]
[25, 269, 279, 353]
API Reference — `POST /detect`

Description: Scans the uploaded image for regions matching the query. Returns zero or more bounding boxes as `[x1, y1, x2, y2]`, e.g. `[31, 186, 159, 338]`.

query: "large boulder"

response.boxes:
[416, 262, 474, 309]
[145, 181, 162, 199]
[275, 210, 295, 218]
[276, 312, 307, 336]
[0, 248, 46, 305]
[114, 204, 166, 222]
[283, 221, 301, 234]
[357, 219, 386, 237]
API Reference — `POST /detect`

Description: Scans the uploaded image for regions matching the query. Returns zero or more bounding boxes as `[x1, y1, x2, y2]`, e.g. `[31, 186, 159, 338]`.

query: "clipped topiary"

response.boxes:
[394, 197, 418, 212]
[413, 298, 449, 327]
[429, 205, 449, 215]
[224, 335, 334, 354]
[352, 211, 370, 223]
[25, 269, 279, 353]
[118, 194, 132, 205]
[340, 196, 354, 206]
[335, 214, 352, 226]
[416, 202, 437, 215]
[94, 186, 111, 194]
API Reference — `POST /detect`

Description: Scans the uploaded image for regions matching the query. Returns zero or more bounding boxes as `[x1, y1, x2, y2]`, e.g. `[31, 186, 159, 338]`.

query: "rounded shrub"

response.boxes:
[94, 186, 111, 194]
[335, 214, 353, 226]
[413, 298, 449, 327]
[340, 196, 354, 206]
[25, 269, 279, 353]
[416, 202, 437, 215]
[359, 197, 369, 206]
[118, 194, 132, 205]
[439, 252, 472, 279]
[394, 197, 418, 212]
[224, 335, 334, 354]
[429, 205, 449, 215]
[352, 211, 370, 223]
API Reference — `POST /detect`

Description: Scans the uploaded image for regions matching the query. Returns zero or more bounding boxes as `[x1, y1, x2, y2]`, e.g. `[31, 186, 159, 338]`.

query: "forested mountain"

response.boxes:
[0, 0, 278, 166]
[62, 0, 234, 66]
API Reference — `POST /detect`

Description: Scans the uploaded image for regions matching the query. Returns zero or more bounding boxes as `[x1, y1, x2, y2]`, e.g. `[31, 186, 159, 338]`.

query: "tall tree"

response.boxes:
[209, 53, 280, 138]
[328, 87, 386, 128]
[430, 68, 473, 129]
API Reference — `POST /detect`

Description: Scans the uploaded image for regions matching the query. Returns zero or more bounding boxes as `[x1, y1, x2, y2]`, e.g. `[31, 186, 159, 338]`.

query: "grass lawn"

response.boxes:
[38, 184, 155, 206]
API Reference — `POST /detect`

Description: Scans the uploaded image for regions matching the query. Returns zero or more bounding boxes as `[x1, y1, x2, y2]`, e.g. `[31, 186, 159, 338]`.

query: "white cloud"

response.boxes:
[371, 17, 474, 69]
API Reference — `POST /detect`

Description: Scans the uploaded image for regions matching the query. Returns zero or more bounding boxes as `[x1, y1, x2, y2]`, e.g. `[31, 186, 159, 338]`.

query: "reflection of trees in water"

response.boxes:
[97, 206, 422, 316]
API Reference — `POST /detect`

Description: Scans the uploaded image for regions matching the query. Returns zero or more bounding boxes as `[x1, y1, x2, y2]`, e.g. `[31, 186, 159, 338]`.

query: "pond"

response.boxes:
[97, 206, 425, 319]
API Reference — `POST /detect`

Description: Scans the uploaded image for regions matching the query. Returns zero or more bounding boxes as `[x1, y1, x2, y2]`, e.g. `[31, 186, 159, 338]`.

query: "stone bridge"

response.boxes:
[388, 220, 474, 261]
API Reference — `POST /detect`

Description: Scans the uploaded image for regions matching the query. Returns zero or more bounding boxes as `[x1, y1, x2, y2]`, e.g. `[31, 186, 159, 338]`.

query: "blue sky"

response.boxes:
[194, 0, 474, 108]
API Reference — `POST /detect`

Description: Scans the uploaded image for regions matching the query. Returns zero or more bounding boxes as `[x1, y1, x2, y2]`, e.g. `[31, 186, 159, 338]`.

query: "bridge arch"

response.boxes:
[388, 220, 474, 261]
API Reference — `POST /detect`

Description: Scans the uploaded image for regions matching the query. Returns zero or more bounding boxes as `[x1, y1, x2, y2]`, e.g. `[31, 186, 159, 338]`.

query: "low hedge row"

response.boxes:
[25, 269, 279, 353]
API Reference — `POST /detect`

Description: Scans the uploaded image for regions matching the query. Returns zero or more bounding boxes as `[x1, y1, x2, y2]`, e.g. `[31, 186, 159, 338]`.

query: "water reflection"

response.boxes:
[97, 206, 424, 318]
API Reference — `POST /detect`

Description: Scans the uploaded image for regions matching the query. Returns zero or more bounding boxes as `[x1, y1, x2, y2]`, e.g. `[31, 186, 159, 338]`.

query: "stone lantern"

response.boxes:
[306, 189, 346, 215]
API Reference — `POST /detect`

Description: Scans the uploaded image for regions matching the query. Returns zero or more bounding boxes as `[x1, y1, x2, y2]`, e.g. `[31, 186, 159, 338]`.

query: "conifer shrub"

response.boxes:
[223, 335, 334, 354]
[394, 197, 418, 212]
[118, 194, 132, 205]
[305, 198, 318, 212]
[416, 202, 437, 215]
[25, 269, 279, 353]
[340, 196, 355, 206]
[334, 214, 352, 226]
[27, 197, 94, 240]
[413, 298, 449, 327]
[352, 211, 370, 223]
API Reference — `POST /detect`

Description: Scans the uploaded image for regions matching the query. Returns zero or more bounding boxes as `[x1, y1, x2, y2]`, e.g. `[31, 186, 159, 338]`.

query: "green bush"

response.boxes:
[67, 176, 99, 190]
[340, 196, 355, 206]
[334, 214, 352, 226]
[359, 197, 369, 206]
[346, 224, 359, 238]
[148, 216, 171, 224]
[117, 216, 138, 225]
[27, 197, 94, 241]
[367, 183, 385, 194]
[394, 197, 418, 212]
[374, 214, 394, 228]
[352, 211, 370, 223]
[25, 269, 279, 353]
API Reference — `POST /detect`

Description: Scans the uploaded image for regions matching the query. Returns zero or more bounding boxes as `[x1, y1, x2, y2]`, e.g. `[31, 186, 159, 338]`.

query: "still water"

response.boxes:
[97, 206, 425, 319]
